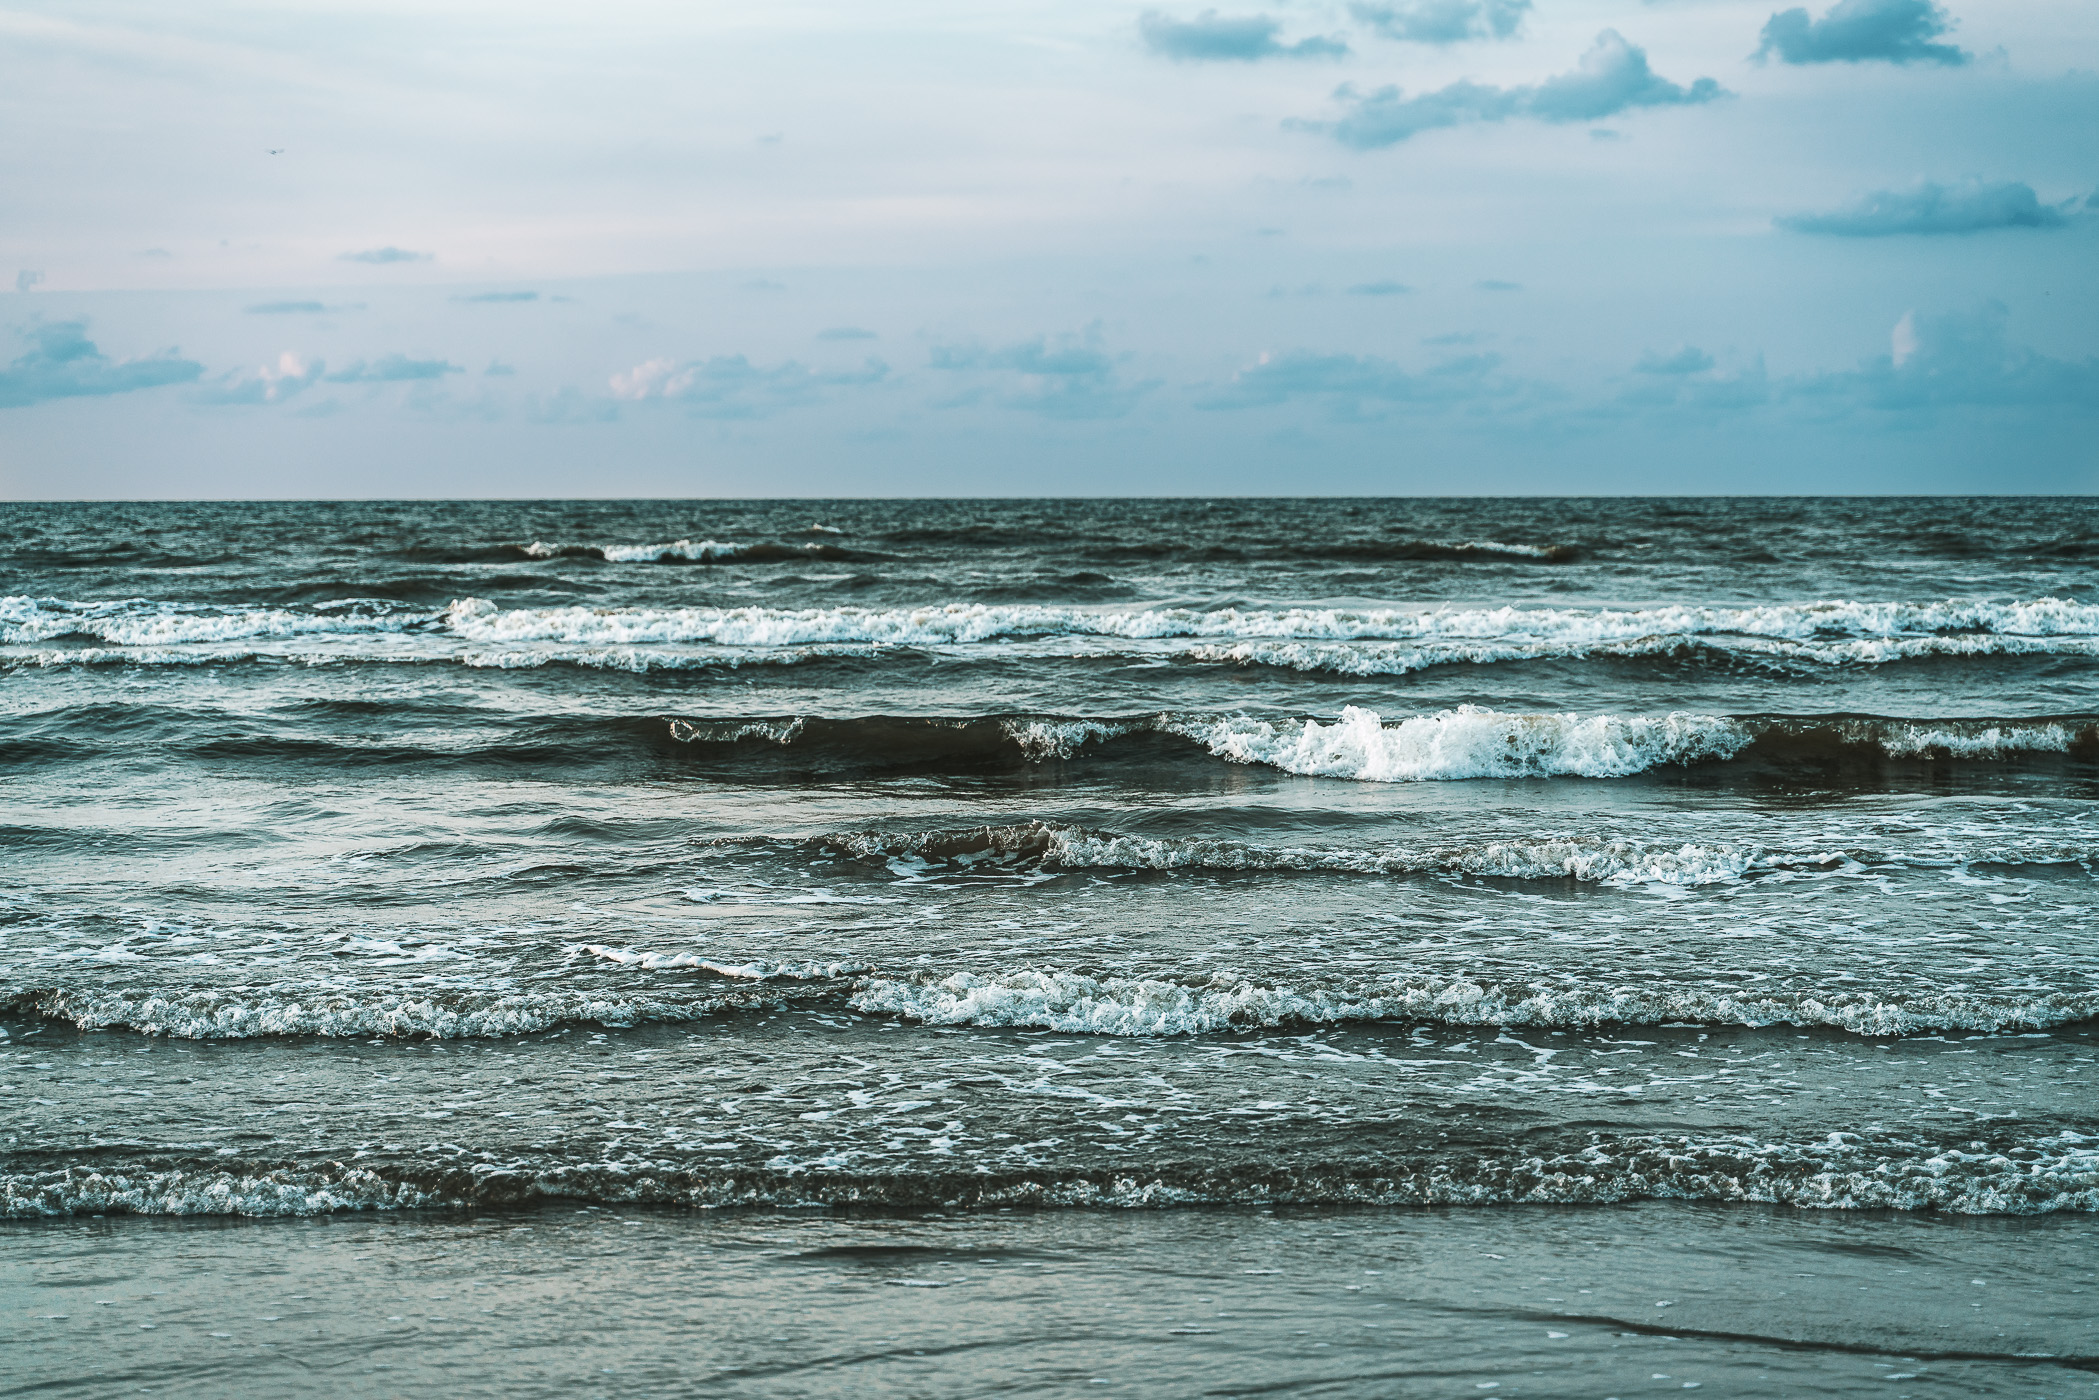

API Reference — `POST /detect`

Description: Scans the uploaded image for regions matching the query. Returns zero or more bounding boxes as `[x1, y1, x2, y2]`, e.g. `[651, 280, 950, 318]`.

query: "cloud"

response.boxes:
[1616, 357, 1772, 414]
[325, 354, 463, 383]
[339, 246, 433, 264]
[1756, 0, 1966, 66]
[1300, 30, 1722, 149]
[928, 332, 1155, 418]
[609, 354, 887, 418]
[1777, 180, 2074, 236]
[246, 301, 328, 315]
[194, 352, 325, 406]
[484, 360, 516, 376]
[1349, 0, 1528, 45]
[454, 291, 538, 304]
[1636, 346, 1717, 375]
[0, 321, 204, 409]
[15, 271, 44, 293]
[818, 326, 878, 341]
[1346, 280, 1413, 295]
[1198, 348, 1507, 416]
[1796, 303, 2099, 412]
[1610, 306, 2099, 422]
[1139, 10, 1348, 61]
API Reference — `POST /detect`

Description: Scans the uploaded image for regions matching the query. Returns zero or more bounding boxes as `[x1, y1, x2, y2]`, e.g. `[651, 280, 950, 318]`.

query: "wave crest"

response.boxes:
[850, 968, 2099, 1037]
[9, 1130, 2094, 1216]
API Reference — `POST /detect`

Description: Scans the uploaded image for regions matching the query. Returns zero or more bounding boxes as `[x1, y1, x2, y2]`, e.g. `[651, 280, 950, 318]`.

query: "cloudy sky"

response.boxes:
[2, 0, 2094, 497]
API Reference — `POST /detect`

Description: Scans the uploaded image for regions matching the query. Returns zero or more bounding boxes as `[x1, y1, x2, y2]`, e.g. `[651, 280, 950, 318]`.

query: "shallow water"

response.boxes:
[7, 1204, 2098, 1397]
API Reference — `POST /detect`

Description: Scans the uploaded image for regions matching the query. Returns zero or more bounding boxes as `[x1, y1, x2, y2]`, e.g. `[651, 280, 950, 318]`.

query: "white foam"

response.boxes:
[1872, 721, 2077, 757]
[827, 822, 1768, 885]
[15, 986, 737, 1039]
[996, 717, 1143, 759]
[12, 594, 2097, 669]
[10, 1131, 2091, 1216]
[437, 596, 2099, 651]
[576, 946, 867, 979]
[850, 968, 2099, 1037]
[1, 596, 424, 647]
[1, 1164, 439, 1218]
[667, 717, 809, 744]
[1171, 705, 1750, 782]
[525, 538, 748, 562]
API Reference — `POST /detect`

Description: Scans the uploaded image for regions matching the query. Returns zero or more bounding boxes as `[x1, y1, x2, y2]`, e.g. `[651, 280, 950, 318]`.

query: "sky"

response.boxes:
[1, 0, 2094, 498]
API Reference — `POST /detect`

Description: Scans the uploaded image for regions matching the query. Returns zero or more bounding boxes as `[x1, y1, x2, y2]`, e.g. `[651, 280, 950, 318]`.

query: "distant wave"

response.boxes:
[0, 984, 788, 1040]
[665, 707, 2097, 780]
[10, 595, 2099, 672]
[849, 967, 2099, 1038]
[1, 700, 2088, 777]
[442, 596, 2099, 650]
[15, 956, 2098, 1042]
[8, 1127, 2096, 1216]
[804, 820, 2098, 886]
[516, 539, 869, 563]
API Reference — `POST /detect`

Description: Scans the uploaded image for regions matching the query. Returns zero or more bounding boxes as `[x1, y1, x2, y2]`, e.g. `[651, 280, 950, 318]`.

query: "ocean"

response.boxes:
[3, 496, 2097, 1396]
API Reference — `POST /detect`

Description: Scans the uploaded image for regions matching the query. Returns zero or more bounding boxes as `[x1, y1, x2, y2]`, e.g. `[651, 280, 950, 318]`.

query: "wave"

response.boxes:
[4, 700, 2086, 778]
[516, 539, 867, 564]
[16, 955, 2098, 1042]
[0, 985, 784, 1040]
[11, 595, 2099, 672]
[8, 1129, 2095, 1216]
[850, 968, 2099, 1038]
[1186, 632, 2099, 677]
[442, 596, 2099, 650]
[1, 595, 429, 648]
[807, 820, 2099, 885]
[666, 708, 2096, 780]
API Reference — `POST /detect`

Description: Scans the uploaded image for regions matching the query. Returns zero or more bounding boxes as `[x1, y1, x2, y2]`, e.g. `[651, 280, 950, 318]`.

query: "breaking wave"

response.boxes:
[664, 707, 2095, 780]
[516, 539, 866, 563]
[10, 595, 2098, 672]
[806, 820, 2097, 884]
[850, 968, 2099, 1038]
[15, 962, 2096, 1042]
[9, 1129, 2095, 1216]
[0, 985, 782, 1040]
[816, 822, 1779, 885]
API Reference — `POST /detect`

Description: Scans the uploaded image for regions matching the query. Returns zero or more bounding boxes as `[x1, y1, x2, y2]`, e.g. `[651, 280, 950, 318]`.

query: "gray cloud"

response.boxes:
[0, 321, 204, 409]
[1756, 0, 1967, 66]
[1346, 280, 1413, 295]
[1636, 346, 1717, 375]
[1796, 303, 2099, 412]
[454, 291, 538, 304]
[929, 333, 1155, 418]
[1140, 10, 1348, 61]
[1778, 180, 2073, 236]
[1613, 305, 2098, 422]
[1349, 0, 1528, 45]
[1198, 348, 1505, 415]
[1616, 359, 1772, 415]
[609, 354, 887, 419]
[339, 246, 433, 264]
[193, 352, 325, 406]
[326, 354, 463, 383]
[15, 271, 44, 293]
[1300, 30, 1722, 149]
